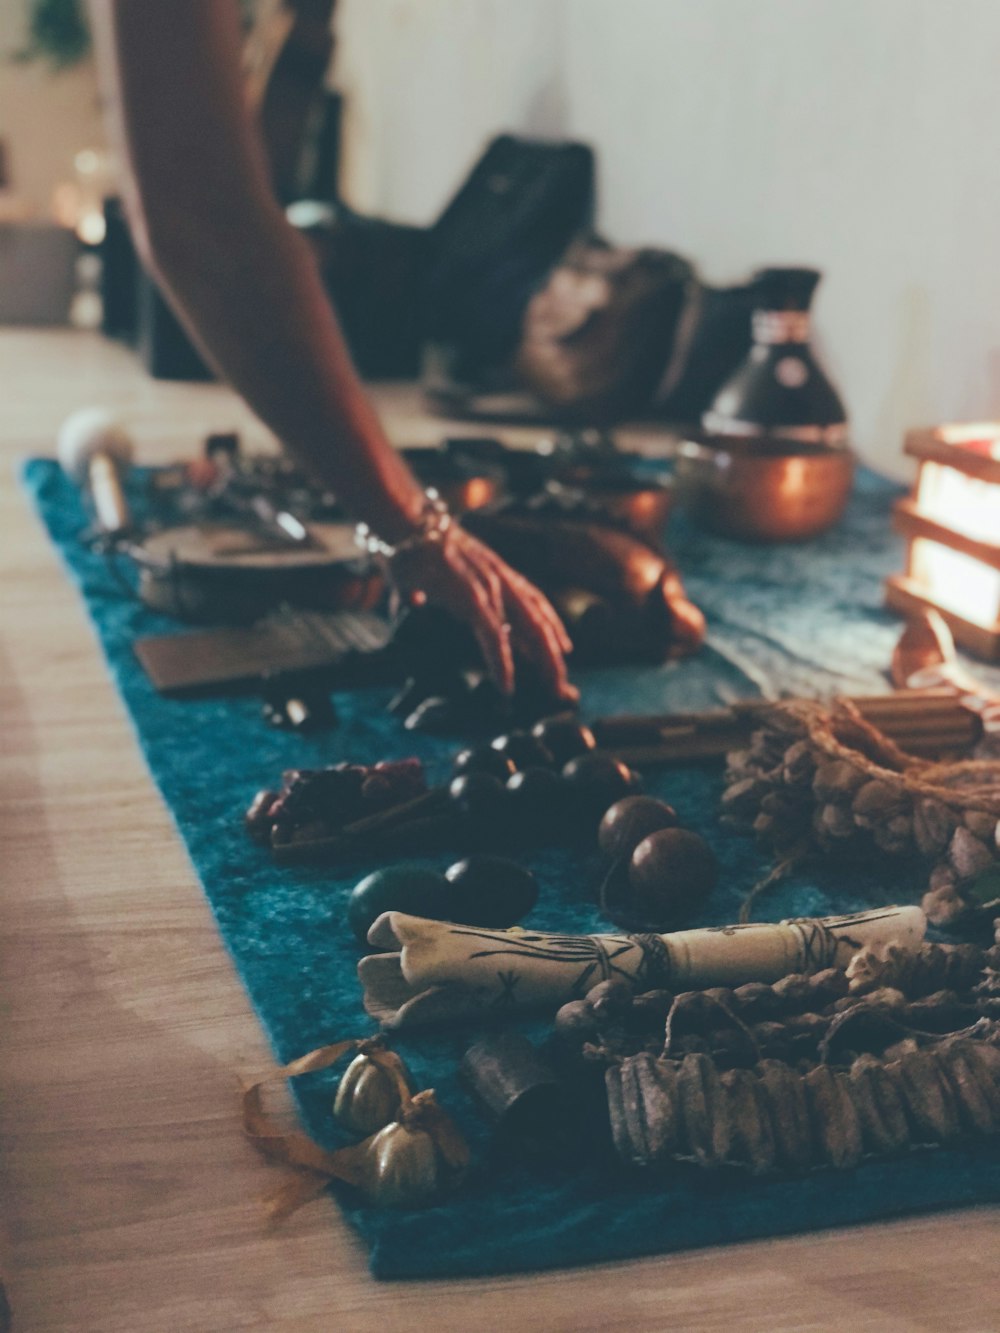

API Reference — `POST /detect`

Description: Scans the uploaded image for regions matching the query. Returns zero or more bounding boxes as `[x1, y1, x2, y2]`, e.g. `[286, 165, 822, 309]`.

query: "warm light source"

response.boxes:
[886, 424, 1000, 659]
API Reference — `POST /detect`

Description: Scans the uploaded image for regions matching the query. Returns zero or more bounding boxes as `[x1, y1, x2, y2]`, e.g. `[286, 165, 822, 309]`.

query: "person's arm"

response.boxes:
[88, 0, 573, 698]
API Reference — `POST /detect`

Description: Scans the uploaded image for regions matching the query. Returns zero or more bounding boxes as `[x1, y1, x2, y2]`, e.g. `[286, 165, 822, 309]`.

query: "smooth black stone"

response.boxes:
[444, 855, 538, 928]
[560, 751, 636, 819]
[448, 772, 509, 822]
[387, 676, 424, 718]
[453, 745, 518, 781]
[404, 695, 465, 733]
[490, 731, 556, 771]
[347, 864, 451, 943]
[531, 715, 598, 767]
[598, 795, 679, 861]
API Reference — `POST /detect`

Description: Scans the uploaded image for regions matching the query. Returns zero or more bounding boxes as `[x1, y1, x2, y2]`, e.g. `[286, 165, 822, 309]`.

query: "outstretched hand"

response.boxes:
[388, 525, 578, 703]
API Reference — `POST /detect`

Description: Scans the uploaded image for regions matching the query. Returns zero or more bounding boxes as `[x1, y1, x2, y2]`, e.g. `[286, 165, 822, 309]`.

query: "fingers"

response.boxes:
[468, 542, 577, 702]
[475, 543, 574, 655]
[449, 547, 515, 694]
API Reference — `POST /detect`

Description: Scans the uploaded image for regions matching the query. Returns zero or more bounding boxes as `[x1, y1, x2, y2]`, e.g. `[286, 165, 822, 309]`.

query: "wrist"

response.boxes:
[356, 489, 453, 562]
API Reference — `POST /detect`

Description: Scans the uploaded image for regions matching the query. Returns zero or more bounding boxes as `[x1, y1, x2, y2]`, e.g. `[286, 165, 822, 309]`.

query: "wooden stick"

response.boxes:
[605, 691, 983, 768]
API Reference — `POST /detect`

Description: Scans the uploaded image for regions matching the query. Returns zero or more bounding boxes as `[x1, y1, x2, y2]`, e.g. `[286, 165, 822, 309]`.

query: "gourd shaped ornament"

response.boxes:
[702, 267, 847, 447]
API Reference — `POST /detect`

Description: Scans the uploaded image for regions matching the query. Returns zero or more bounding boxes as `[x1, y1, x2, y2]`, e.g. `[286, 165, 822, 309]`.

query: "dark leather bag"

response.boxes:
[515, 240, 694, 422]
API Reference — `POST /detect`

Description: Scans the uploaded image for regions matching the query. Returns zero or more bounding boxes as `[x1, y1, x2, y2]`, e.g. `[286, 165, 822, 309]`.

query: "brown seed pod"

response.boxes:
[730, 982, 784, 1020]
[676, 1052, 731, 1168]
[605, 1064, 632, 1162]
[804, 1065, 863, 1169]
[956, 1042, 1000, 1123]
[937, 1042, 998, 1136]
[948, 826, 994, 881]
[895, 1049, 961, 1143]
[757, 1059, 813, 1172]
[721, 1067, 776, 1175]
[634, 1055, 681, 1162]
[848, 1055, 910, 1155]
[812, 760, 866, 804]
[913, 798, 956, 859]
[620, 1052, 652, 1164]
[852, 779, 909, 827]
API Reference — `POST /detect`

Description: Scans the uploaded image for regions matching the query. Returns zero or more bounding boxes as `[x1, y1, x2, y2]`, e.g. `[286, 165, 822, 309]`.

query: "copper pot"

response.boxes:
[674, 436, 855, 541]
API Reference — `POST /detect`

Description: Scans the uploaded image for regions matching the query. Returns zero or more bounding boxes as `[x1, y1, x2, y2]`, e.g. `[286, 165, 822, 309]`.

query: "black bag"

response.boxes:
[423, 134, 596, 376]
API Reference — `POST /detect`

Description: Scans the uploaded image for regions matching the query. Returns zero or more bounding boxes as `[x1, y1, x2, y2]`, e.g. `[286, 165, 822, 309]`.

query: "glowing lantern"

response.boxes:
[886, 423, 1000, 660]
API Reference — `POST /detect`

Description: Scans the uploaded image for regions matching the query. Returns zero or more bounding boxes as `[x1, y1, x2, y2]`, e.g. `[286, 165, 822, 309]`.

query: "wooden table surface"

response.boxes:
[2, 329, 998, 1333]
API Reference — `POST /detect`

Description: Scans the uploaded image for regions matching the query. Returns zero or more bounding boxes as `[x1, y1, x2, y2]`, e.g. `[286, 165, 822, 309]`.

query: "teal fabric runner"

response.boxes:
[24, 457, 1000, 1278]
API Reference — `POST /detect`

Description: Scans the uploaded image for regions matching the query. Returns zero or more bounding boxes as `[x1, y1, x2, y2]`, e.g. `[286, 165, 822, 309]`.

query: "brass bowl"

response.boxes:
[674, 436, 855, 541]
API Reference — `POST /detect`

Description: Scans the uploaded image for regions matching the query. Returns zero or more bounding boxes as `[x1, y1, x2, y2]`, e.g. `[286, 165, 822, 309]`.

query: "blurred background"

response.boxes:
[5, 0, 1000, 476]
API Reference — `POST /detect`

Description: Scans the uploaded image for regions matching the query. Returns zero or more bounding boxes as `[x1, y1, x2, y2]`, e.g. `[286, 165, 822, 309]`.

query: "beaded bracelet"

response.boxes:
[355, 489, 452, 562]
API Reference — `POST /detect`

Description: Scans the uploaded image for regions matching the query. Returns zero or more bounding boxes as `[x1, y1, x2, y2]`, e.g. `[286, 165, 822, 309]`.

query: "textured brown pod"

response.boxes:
[895, 1049, 961, 1143]
[757, 1059, 813, 1172]
[948, 826, 994, 881]
[720, 1067, 775, 1175]
[676, 1052, 730, 1168]
[938, 1042, 999, 1135]
[848, 1055, 909, 1155]
[804, 1065, 863, 1169]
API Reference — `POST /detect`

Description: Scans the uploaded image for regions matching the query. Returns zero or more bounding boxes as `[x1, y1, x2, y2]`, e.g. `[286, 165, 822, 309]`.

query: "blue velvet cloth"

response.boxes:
[23, 458, 1000, 1278]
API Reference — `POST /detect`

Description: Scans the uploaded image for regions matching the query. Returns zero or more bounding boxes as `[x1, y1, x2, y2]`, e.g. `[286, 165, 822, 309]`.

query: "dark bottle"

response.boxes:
[702, 267, 847, 446]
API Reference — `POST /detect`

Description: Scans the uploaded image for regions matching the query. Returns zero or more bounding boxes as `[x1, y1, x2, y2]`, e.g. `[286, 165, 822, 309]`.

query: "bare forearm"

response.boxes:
[88, 0, 424, 540]
[146, 199, 423, 537]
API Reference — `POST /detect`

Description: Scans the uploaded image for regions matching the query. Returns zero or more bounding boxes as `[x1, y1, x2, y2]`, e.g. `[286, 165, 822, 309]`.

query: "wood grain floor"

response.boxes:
[2, 329, 999, 1333]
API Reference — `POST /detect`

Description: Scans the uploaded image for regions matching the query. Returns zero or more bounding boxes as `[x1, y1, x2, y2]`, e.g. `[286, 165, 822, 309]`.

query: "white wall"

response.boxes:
[335, 0, 1000, 476]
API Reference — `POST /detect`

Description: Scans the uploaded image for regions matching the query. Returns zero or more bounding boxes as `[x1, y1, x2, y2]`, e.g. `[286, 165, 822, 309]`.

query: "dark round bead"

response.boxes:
[560, 750, 636, 820]
[453, 745, 518, 781]
[531, 715, 598, 767]
[448, 771, 508, 822]
[443, 855, 538, 928]
[552, 998, 599, 1044]
[627, 828, 718, 927]
[490, 731, 556, 771]
[598, 796, 679, 861]
[347, 864, 451, 943]
[403, 695, 464, 733]
[505, 766, 567, 834]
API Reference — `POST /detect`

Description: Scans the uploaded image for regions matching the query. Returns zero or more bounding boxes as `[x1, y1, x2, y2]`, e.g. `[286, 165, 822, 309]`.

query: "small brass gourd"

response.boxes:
[364, 1120, 442, 1208]
[333, 1049, 411, 1135]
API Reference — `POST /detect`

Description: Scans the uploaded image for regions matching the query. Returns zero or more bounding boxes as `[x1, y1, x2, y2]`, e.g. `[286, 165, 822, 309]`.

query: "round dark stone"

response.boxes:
[453, 745, 518, 781]
[403, 695, 464, 733]
[490, 731, 557, 771]
[347, 864, 451, 943]
[531, 715, 598, 767]
[627, 828, 718, 927]
[560, 750, 637, 822]
[448, 771, 509, 822]
[598, 796, 679, 861]
[443, 855, 538, 928]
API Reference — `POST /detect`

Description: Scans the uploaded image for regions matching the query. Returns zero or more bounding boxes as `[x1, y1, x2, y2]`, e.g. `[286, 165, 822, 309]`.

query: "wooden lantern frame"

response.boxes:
[885, 424, 1000, 661]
